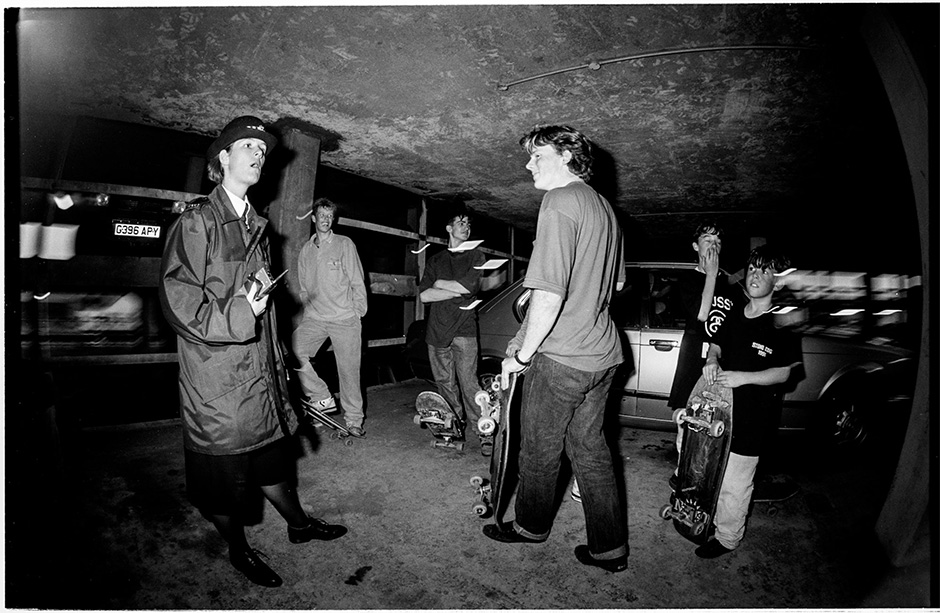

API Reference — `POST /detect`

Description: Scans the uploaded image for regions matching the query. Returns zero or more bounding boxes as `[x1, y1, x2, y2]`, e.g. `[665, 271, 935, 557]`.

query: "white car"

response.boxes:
[469, 262, 915, 449]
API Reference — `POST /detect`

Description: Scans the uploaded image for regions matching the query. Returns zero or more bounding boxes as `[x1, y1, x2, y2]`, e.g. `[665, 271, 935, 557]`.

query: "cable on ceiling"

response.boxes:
[496, 44, 814, 91]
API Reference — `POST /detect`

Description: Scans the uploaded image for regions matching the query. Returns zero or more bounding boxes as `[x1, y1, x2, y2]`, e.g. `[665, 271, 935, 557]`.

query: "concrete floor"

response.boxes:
[6, 379, 933, 609]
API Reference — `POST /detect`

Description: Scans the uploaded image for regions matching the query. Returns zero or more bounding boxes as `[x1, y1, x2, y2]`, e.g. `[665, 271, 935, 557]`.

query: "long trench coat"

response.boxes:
[159, 185, 297, 455]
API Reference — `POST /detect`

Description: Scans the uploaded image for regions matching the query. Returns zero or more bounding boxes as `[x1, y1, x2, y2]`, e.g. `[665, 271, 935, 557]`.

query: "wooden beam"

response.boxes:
[21, 177, 201, 205]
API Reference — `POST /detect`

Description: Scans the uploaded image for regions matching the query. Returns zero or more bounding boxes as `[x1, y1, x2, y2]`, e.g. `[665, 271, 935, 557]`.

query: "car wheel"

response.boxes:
[822, 380, 872, 450]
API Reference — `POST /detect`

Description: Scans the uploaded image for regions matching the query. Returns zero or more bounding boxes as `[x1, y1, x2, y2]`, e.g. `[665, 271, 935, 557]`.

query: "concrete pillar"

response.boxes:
[265, 126, 322, 329]
[860, 7, 932, 567]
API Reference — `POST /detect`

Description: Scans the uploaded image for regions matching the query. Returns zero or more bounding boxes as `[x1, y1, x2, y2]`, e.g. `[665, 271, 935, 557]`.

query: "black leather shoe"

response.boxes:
[288, 517, 348, 543]
[229, 548, 282, 587]
[482, 521, 545, 544]
[574, 545, 629, 573]
[695, 539, 733, 559]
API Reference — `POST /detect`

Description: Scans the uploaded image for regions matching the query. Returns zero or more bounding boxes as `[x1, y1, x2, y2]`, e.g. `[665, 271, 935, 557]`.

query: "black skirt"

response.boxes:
[184, 436, 296, 518]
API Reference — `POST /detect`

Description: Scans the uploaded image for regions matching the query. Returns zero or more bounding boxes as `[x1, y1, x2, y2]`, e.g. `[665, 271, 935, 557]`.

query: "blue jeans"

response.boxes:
[293, 315, 364, 428]
[514, 354, 627, 559]
[427, 336, 483, 434]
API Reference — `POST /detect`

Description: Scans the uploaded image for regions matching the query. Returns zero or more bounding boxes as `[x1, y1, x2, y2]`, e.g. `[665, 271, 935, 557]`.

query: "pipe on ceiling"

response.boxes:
[497, 44, 814, 91]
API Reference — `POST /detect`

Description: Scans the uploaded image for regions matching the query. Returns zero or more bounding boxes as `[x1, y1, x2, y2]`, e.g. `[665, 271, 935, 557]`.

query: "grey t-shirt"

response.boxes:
[523, 180, 624, 372]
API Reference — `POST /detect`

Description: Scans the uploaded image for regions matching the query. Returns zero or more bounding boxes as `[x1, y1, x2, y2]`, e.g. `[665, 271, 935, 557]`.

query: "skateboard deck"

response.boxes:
[488, 372, 520, 525]
[301, 398, 356, 446]
[660, 375, 733, 544]
[415, 390, 465, 451]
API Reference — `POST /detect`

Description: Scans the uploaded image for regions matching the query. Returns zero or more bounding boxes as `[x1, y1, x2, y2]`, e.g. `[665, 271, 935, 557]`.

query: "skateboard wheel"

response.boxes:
[472, 503, 488, 516]
[470, 475, 484, 487]
[455, 441, 465, 451]
[413, 414, 421, 426]
[344, 438, 354, 447]
[478, 417, 497, 435]
[659, 504, 673, 520]
[490, 379, 501, 392]
[766, 505, 779, 517]
[709, 420, 725, 438]
[474, 390, 490, 407]
[691, 521, 707, 537]
[672, 408, 687, 425]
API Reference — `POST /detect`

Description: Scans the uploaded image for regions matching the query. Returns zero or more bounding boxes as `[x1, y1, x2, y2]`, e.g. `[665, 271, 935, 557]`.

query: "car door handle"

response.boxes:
[649, 339, 679, 351]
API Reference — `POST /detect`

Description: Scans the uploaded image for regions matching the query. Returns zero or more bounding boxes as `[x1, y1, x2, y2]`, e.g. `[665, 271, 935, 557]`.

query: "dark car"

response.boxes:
[405, 262, 915, 449]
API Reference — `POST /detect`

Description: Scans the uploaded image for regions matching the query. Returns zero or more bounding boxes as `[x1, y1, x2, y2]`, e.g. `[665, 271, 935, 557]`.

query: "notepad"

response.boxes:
[449, 239, 483, 252]
[474, 259, 507, 270]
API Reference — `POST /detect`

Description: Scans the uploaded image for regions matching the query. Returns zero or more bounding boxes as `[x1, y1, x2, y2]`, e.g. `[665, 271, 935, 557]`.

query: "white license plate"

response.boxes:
[114, 223, 161, 238]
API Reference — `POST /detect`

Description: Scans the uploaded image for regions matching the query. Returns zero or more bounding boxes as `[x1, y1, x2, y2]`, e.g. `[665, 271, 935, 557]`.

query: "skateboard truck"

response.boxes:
[470, 475, 492, 517]
[660, 497, 710, 537]
[474, 378, 502, 436]
[413, 393, 466, 450]
[672, 392, 728, 438]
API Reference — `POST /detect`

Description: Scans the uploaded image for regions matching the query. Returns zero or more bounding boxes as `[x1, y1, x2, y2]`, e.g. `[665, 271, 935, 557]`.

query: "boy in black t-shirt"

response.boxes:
[668, 222, 735, 411]
[695, 245, 802, 559]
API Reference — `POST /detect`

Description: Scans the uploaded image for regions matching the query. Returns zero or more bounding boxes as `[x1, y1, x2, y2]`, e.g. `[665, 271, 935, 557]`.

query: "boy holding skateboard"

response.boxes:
[695, 244, 802, 558]
[483, 125, 628, 573]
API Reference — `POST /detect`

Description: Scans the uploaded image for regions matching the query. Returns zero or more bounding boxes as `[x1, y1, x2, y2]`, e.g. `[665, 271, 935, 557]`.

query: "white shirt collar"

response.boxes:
[221, 185, 249, 218]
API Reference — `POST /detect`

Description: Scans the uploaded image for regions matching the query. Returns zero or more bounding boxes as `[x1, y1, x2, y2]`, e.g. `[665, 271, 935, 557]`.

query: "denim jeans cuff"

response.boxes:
[514, 522, 550, 542]
[590, 544, 628, 560]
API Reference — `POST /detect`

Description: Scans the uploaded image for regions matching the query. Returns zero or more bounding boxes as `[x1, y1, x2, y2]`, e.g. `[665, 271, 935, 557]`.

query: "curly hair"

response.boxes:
[692, 221, 724, 242]
[748, 244, 792, 274]
[519, 125, 595, 181]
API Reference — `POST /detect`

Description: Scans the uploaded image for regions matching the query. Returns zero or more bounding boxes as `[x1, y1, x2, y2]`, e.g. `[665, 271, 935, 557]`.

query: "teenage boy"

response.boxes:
[418, 207, 488, 454]
[666, 222, 735, 489]
[668, 222, 735, 411]
[294, 198, 369, 437]
[694, 244, 802, 559]
[483, 125, 628, 573]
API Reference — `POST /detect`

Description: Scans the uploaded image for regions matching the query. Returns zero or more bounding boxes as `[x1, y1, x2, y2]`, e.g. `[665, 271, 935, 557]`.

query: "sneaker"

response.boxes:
[311, 396, 340, 415]
[694, 539, 733, 559]
[346, 425, 365, 438]
[571, 479, 581, 503]
[482, 521, 546, 544]
[480, 436, 494, 457]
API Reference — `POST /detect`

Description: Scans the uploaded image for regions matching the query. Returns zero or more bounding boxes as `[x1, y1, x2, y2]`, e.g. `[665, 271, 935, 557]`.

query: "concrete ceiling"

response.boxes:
[14, 5, 928, 270]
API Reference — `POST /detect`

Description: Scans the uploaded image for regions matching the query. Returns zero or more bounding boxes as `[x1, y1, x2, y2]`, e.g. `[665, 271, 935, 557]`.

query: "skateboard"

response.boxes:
[474, 372, 519, 524]
[659, 375, 733, 544]
[301, 398, 356, 447]
[752, 475, 800, 517]
[414, 390, 466, 451]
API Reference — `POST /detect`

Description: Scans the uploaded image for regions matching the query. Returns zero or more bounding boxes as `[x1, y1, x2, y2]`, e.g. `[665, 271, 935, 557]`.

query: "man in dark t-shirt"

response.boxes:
[694, 244, 802, 560]
[419, 208, 487, 453]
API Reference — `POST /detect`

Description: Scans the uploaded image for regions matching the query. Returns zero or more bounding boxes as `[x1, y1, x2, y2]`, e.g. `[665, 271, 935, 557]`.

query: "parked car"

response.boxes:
[405, 262, 915, 449]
